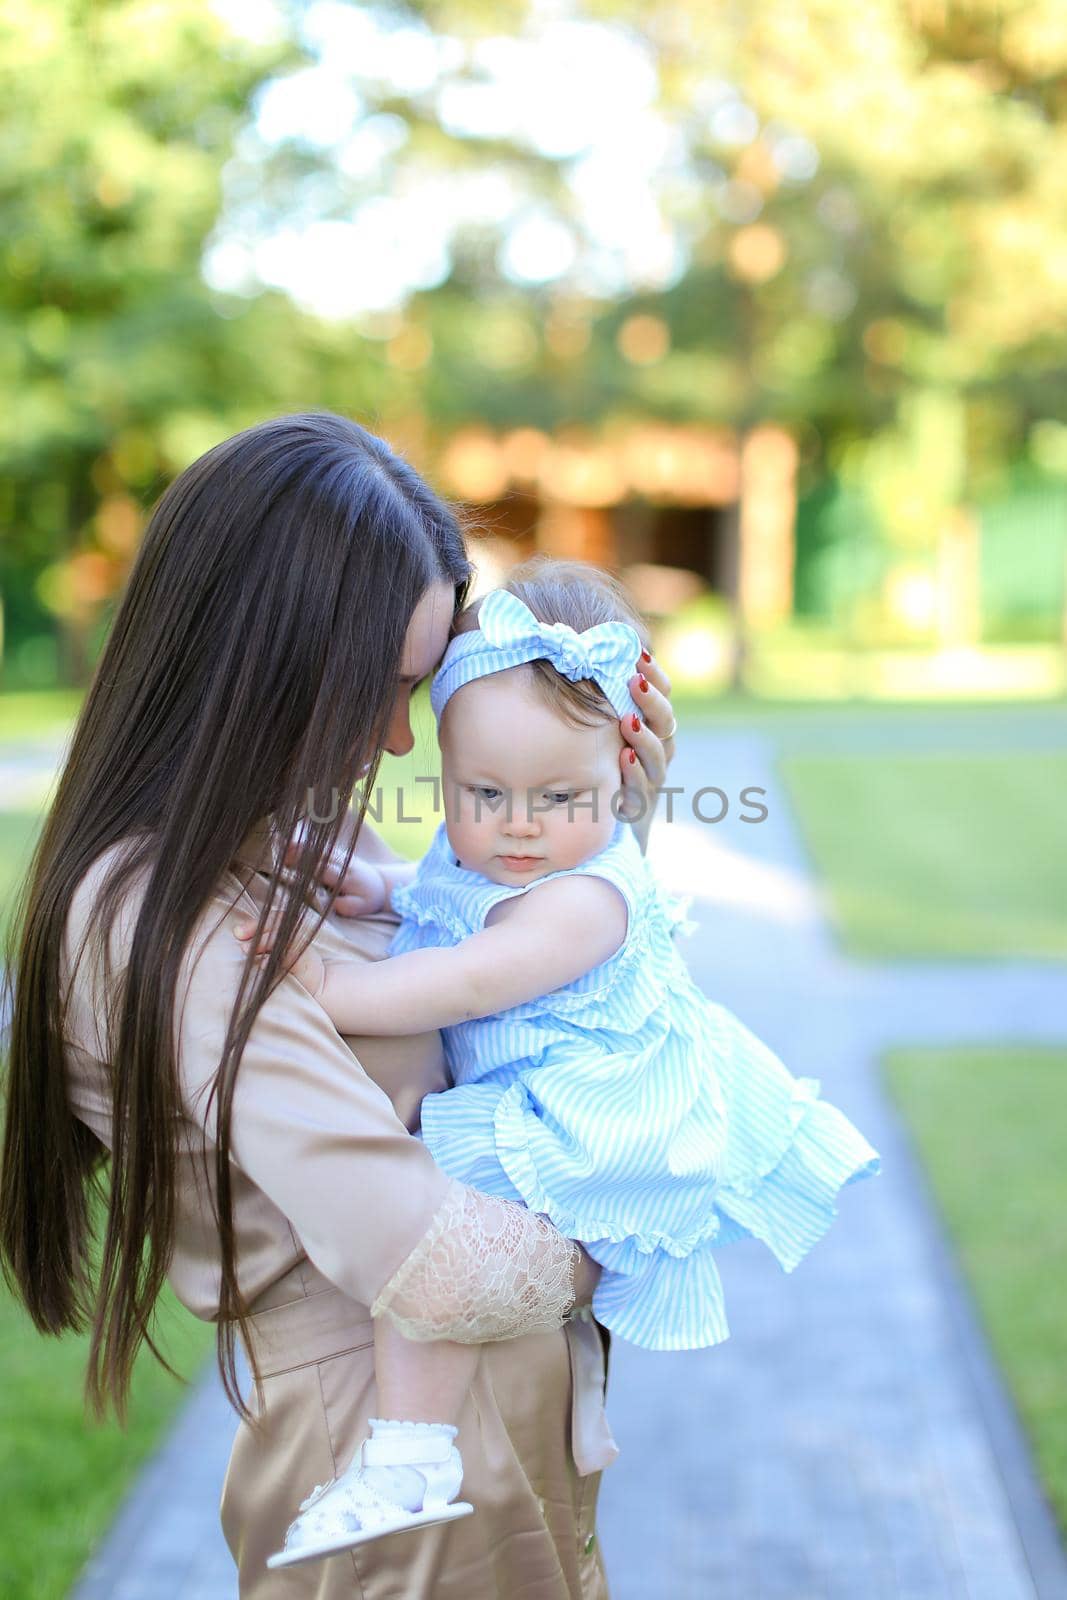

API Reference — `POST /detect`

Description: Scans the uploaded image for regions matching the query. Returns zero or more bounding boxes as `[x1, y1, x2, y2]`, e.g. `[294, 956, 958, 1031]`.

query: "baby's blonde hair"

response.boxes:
[453, 556, 650, 728]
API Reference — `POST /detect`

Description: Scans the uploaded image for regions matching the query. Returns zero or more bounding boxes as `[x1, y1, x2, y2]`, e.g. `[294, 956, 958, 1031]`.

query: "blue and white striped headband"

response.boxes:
[430, 588, 643, 723]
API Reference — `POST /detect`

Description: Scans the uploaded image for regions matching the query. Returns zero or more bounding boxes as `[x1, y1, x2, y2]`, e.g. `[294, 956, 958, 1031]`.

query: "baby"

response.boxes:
[239, 558, 881, 1569]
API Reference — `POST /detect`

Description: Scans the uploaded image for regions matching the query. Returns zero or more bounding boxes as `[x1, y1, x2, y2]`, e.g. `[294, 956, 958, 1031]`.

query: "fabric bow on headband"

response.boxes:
[430, 589, 642, 722]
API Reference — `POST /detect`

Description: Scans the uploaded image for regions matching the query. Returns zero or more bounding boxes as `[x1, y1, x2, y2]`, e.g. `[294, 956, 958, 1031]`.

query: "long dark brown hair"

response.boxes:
[0, 413, 470, 1418]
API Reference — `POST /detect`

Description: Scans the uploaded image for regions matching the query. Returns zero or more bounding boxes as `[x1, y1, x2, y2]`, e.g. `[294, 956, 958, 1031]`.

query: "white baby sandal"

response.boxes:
[267, 1419, 474, 1570]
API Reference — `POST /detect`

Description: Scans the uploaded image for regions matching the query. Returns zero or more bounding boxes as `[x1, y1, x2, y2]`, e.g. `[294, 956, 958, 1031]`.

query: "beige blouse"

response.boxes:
[60, 835, 581, 1343]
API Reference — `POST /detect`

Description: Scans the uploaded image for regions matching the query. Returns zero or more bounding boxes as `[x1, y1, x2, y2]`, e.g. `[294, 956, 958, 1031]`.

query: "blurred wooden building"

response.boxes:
[430, 421, 799, 628]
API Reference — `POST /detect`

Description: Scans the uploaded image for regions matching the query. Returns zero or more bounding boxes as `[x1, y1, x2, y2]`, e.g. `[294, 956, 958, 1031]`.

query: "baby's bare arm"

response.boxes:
[308, 875, 628, 1036]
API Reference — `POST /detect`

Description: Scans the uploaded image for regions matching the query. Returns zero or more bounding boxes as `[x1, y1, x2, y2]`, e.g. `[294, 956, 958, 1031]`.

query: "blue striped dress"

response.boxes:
[389, 820, 880, 1351]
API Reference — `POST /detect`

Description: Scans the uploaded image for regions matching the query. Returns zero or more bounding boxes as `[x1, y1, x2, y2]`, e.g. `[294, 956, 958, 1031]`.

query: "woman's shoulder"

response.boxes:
[61, 838, 153, 1066]
[66, 835, 244, 973]
[65, 837, 149, 982]
[63, 836, 266, 1055]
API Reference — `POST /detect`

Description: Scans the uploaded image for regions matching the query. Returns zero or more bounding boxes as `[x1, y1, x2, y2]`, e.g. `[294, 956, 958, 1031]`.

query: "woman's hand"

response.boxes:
[617, 649, 676, 852]
[234, 912, 328, 1000]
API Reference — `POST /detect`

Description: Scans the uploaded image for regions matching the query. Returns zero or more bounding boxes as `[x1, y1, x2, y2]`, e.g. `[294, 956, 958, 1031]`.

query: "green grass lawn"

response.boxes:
[0, 795, 216, 1600]
[0, 811, 43, 945]
[780, 745, 1067, 1531]
[886, 1046, 1067, 1532]
[676, 689, 1067, 723]
[780, 750, 1067, 961]
[1, 804, 215, 1600]
[0, 689, 82, 741]
[0, 1285, 215, 1600]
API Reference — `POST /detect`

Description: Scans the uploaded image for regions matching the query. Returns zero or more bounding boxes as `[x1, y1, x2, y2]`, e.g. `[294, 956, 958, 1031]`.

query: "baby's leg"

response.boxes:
[267, 1321, 480, 1567]
[373, 1316, 481, 1428]
[346, 1319, 481, 1516]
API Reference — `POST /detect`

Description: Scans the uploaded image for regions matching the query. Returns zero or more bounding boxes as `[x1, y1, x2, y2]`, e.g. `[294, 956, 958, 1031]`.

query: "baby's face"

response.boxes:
[440, 667, 623, 886]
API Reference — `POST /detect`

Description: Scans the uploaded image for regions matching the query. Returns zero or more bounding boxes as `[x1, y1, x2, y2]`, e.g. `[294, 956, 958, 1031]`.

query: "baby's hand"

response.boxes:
[233, 913, 327, 1000]
[281, 837, 387, 919]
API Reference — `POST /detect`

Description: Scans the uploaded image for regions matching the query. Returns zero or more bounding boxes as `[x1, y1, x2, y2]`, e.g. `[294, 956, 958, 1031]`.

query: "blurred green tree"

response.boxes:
[439, 0, 1059, 653]
[4, 0, 1067, 683]
[0, 0, 392, 684]
[0, 0, 291, 679]
[609, 0, 1067, 640]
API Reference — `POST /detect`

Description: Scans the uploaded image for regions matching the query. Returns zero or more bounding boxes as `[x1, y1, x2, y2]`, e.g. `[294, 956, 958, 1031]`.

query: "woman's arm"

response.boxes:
[236, 875, 627, 1035]
[173, 887, 597, 1341]
[371, 1177, 599, 1342]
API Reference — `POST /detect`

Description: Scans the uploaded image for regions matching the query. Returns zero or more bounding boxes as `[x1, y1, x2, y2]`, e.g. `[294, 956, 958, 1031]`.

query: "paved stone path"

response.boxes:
[49, 710, 1067, 1598]
[601, 725, 1067, 1600]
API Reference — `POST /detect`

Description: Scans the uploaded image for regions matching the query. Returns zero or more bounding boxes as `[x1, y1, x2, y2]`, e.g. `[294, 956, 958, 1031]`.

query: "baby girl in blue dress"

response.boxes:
[245, 558, 880, 1568]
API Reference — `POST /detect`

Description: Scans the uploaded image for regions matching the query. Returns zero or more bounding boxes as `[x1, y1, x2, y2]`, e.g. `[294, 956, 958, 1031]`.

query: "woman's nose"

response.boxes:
[383, 702, 415, 758]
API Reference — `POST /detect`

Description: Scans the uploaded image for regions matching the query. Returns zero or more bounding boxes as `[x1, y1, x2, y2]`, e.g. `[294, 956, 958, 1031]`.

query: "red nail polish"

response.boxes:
[631, 714, 640, 733]
[640, 649, 652, 663]
[638, 675, 649, 693]
[628, 748, 637, 764]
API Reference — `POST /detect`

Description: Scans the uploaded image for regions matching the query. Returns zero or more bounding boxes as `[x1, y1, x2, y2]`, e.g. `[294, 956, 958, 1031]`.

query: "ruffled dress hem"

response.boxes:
[420, 1072, 881, 1350]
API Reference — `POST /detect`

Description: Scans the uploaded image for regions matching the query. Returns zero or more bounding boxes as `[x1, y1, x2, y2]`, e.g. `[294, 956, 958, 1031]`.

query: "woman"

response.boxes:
[0, 413, 676, 1598]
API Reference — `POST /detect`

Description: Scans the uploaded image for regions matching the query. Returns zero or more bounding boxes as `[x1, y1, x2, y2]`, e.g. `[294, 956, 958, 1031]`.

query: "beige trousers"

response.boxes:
[220, 1261, 613, 1599]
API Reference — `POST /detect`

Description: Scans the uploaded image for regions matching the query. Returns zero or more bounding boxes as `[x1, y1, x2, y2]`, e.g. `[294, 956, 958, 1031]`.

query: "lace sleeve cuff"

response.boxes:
[370, 1177, 581, 1343]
